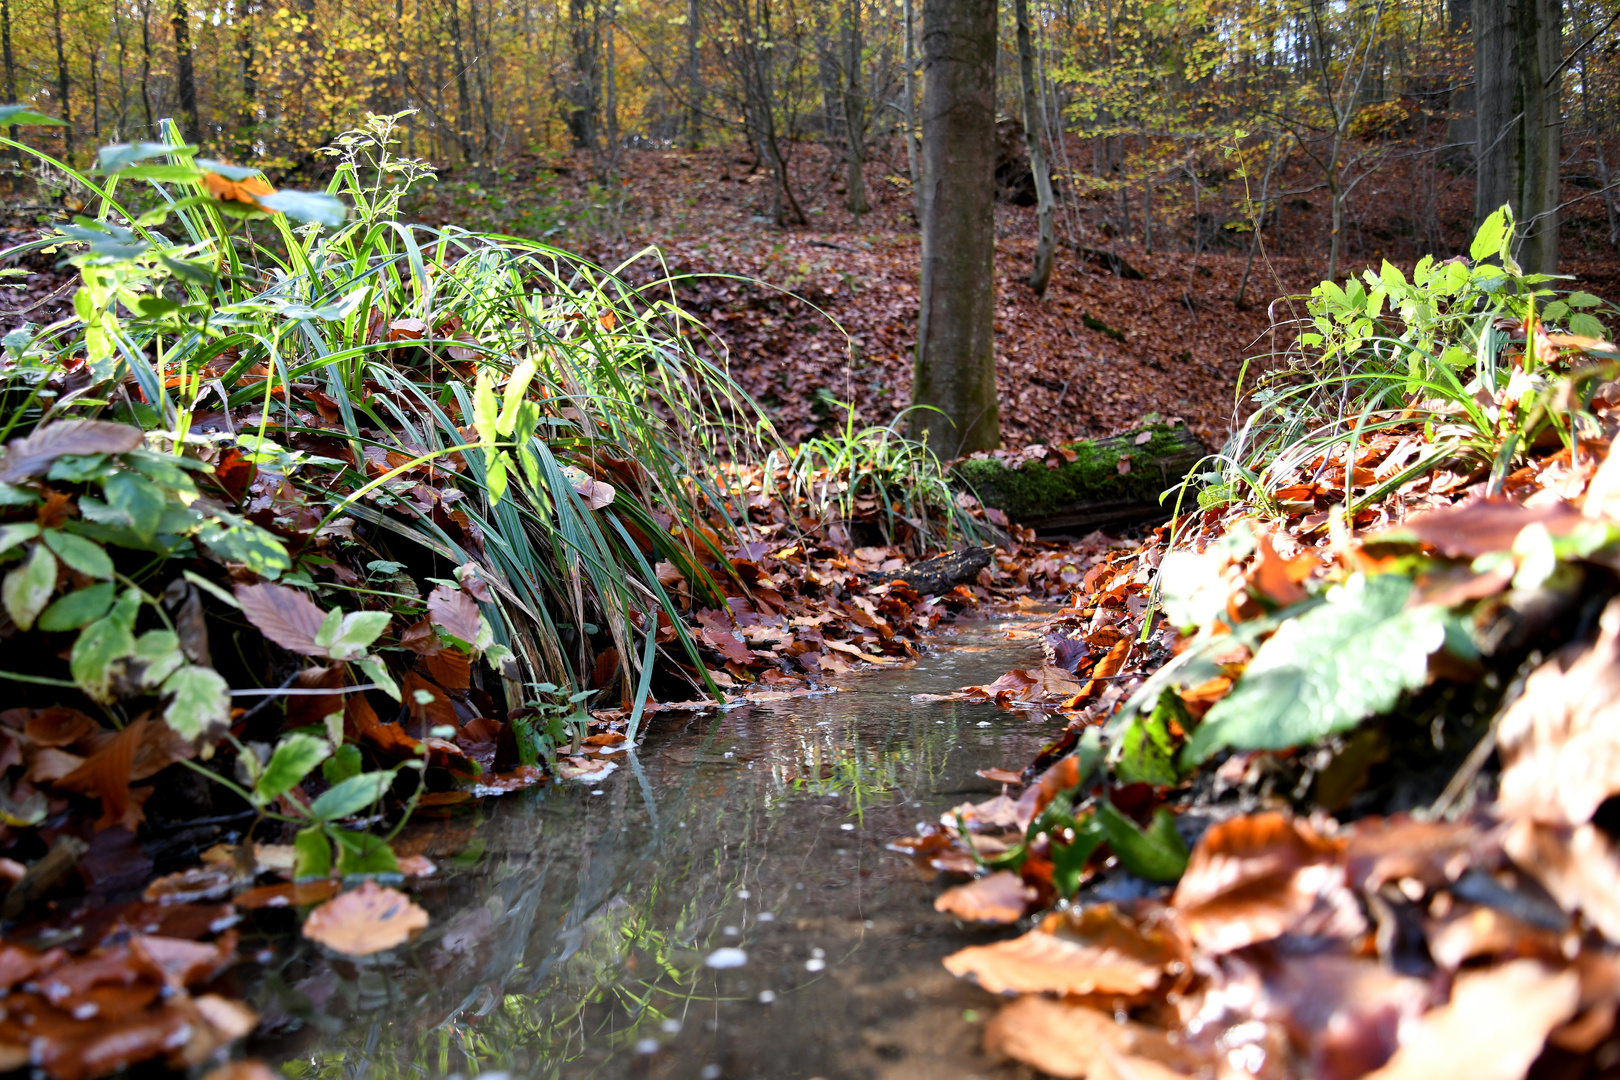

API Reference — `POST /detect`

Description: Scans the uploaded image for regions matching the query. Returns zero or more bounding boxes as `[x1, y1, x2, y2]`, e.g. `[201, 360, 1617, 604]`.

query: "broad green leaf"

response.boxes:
[1115, 690, 1188, 788]
[322, 743, 364, 785]
[3, 543, 57, 630]
[0, 105, 68, 126]
[317, 609, 391, 660]
[71, 588, 140, 701]
[309, 769, 396, 821]
[197, 521, 291, 577]
[97, 141, 182, 173]
[256, 734, 333, 803]
[313, 607, 345, 651]
[1570, 312, 1609, 340]
[1095, 801, 1188, 882]
[0, 522, 41, 557]
[42, 529, 114, 579]
[38, 582, 116, 631]
[1471, 206, 1510, 262]
[161, 664, 231, 739]
[1540, 300, 1570, 325]
[1051, 812, 1107, 898]
[258, 190, 348, 227]
[1185, 574, 1448, 764]
[0, 483, 36, 507]
[1568, 291, 1604, 309]
[332, 829, 400, 876]
[293, 825, 332, 879]
[104, 471, 166, 539]
[133, 629, 185, 688]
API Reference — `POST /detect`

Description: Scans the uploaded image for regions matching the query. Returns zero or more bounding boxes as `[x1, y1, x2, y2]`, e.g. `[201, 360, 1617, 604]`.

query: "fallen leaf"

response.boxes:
[0, 419, 144, 483]
[1383, 498, 1586, 559]
[1362, 960, 1579, 1080]
[233, 583, 328, 656]
[944, 904, 1180, 996]
[933, 871, 1035, 924]
[426, 584, 482, 645]
[982, 995, 1201, 1080]
[302, 880, 429, 956]
[232, 880, 341, 910]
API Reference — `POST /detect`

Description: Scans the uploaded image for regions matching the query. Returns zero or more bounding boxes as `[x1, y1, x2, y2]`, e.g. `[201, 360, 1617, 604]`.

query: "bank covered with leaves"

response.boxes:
[907, 210, 1620, 1079]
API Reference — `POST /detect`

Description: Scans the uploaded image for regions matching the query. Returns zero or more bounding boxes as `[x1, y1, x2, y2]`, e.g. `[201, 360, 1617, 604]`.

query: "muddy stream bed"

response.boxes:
[243, 617, 1049, 1080]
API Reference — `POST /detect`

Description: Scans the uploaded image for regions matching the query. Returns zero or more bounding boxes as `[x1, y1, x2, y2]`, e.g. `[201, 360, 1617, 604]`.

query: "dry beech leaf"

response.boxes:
[1344, 814, 1496, 893]
[1252, 951, 1436, 1079]
[982, 995, 1201, 1080]
[54, 715, 145, 830]
[1497, 597, 1620, 827]
[302, 880, 428, 956]
[0, 419, 144, 483]
[977, 766, 1024, 785]
[1363, 960, 1579, 1080]
[1386, 498, 1587, 560]
[1171, 812, 1357, 954]
[1505, 817, 1620, 941]
[944, 903, 1180, 997]
[233, 880, 342, 910]
[233, 583, 328, 656]
[933, 871, 1035, 924]
[426, 584, 482, 645]
[23, 707, 98, 748]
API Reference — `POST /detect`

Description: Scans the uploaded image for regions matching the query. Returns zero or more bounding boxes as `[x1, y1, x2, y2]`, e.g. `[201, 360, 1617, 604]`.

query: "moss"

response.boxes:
[950, 425, 1206, 526]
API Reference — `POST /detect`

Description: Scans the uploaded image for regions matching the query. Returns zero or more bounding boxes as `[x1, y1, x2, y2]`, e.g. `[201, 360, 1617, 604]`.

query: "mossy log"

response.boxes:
[950, 424, 1208, 534]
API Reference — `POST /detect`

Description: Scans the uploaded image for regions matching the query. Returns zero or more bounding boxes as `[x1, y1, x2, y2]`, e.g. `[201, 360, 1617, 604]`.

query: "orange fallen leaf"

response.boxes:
[301, 880, 428, 955]
[933, 871, 1035, 924]
[944, 904, 1181, 996]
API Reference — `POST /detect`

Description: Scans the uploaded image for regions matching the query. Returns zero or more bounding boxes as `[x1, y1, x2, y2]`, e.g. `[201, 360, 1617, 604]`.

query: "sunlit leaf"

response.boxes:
[161, 664, 231, 739]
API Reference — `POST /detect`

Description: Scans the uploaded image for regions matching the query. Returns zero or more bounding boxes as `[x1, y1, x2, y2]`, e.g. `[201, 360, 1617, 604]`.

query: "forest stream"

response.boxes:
[246, 617, 1049, 1080]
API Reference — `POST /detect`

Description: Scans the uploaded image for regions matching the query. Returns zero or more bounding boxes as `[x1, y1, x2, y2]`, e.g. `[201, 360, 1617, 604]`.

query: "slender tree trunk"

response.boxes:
[139, 0, 154, 136]
[685, 0, 700, 148]
[446, 0, 476, 162]
[567, 0, 600, 152]
[88, 41, 99, 143]
[912, 0, 1000, 457]
[1013, 0, 1054, 294]
[2, 0, 19, 166]
[901, 0, 920, 210]
[53, 0, 72, 158]
[171, 0, 199, 144]
[237, 1, 256, 144]
[843, 0, 867, 215]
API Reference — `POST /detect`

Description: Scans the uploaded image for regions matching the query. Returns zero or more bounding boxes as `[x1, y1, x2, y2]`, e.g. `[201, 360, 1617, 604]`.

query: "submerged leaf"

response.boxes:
[302, 880, 428, 956]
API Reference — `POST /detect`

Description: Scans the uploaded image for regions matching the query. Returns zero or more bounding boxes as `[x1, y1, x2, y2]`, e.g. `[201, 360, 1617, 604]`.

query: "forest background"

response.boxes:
[3, 0, 1620, 449]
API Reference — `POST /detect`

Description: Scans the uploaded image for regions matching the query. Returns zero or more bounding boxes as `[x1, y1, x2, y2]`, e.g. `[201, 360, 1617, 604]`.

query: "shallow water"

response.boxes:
[248, 617, 1057, 1080]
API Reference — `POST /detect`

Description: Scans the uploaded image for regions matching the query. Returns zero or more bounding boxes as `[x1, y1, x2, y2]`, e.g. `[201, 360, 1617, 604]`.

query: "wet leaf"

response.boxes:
[331, 830, 400, 876]
[3, 542, 57, 631]
[0, 419, 143, 483]
[232, 880, 341, 910]
[302, 880, 428, 956]
[945, 903, 1181, 996]
[933, 871, 1036, 924]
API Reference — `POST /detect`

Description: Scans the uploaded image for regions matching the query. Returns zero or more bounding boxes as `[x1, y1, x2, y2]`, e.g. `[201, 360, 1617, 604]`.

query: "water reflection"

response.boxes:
[253, 619, 1051, 1080]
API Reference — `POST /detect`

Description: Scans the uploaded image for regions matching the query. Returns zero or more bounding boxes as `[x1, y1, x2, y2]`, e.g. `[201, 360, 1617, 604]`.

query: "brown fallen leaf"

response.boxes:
[1171, 812, 1359, 953]
[54, 716, 145, 830]
[201, 1060, 284, 1080]
[0, 419, 144, 483]
[1497, 597, 1620, 827]
[232, 880, 341, 910]
[1504, 817, 1620, 941]
[977, 766, 1023, 785]
[1343, 814, 1496, 893]
[944, 904, 1180, 997]
[1362, 960, 1579, 1080]
[933, 871, 1035, 924]
[426, 584, 482, 645]
[1384, 498, 1586, 559]
[302, 880, 429, 956]
[982, 995, 1202, 1080]
[233, 583, 329, 656]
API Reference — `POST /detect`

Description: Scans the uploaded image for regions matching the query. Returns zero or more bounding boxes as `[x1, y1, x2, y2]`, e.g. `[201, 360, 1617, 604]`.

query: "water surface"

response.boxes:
[249, 618, 1055, 1080]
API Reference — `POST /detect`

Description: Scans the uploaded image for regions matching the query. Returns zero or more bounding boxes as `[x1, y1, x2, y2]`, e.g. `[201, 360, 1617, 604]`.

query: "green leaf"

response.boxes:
[1568, 291, 1603, 309]
[313, 609, 392, 660]
[0, 483, 37, 508]
[1115, 690, 1188, 788]
[133, 629, 185, 688]
[195, 158, 263, 181]
[197, 521, 291, 577]
[322, 743, 363, 785]
[0, 105, 67, 126]
[258, 190, 348, 227]
[331, 829, 400, 876]
[3, 543, 57, 631]
[161, 664, 231, 739]
[293, 824, 332, 879]
[97, 141, 182, 173]
[356, 655, 401, 700]
[38, 582, 116, 631]
[1095, 801, 1188, 882]
[0, 522, 41, 557]
[1185, 574, 1448, 764]
[309, 769, 396, 821]
[1541, 300, 1570, 325]
[42, 529, 114, 579]
[104, 471, 167, 540]
[1570, 312, 1609, 340]
[1051, 812, 1107, 898]
[71, 588, 140, 701]
[256, 734, 333, 803]
[1471, 206, 1511, 262]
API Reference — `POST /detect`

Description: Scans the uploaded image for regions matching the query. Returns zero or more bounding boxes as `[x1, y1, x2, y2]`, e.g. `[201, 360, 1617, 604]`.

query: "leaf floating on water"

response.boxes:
[302, 880, 428, 956]
[933, 871, 1036, 924]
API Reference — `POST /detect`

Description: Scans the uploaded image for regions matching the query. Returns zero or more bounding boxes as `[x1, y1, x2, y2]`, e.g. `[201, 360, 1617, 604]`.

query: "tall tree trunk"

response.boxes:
[237, 1, 256, 145]
[912, 0, 999, 457]
[1475, 0, 1562, 273]
[1014, 0, 1054, 294]
[171, 0, 199, 144]
[566, 0, 600, 151]
[685, 0, 700, 148]
[87, 40, 99, 143]
[843, 0, 867, 215]
[138, 0, 154, 136]
[446, 0, 476, 162]
[2, 0, 19, 166]
[53, 0, 72, 158]
[901, 0, 920, 209]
